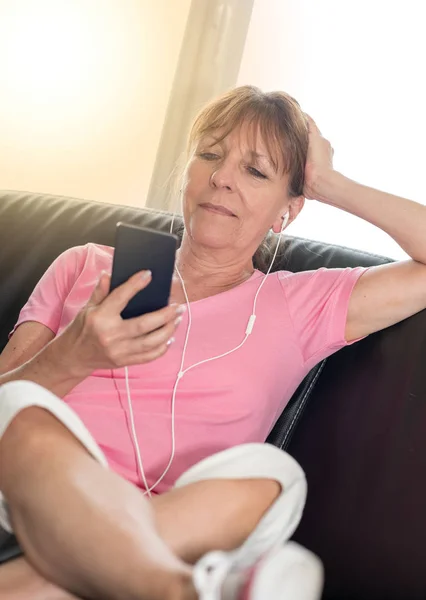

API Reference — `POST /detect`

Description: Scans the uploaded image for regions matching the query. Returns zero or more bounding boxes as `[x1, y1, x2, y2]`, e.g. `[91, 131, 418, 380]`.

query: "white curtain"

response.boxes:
[238, 0, 426, 260]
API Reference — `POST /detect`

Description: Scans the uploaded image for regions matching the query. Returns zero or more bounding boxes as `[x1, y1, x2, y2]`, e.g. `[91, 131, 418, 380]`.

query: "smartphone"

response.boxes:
[110, 223, 178, 319]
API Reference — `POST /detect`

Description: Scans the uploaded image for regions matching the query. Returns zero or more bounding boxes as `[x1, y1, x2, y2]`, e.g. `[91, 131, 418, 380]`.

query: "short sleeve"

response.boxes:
[278, 266, 371, 368]
[10, 246, 87, 337]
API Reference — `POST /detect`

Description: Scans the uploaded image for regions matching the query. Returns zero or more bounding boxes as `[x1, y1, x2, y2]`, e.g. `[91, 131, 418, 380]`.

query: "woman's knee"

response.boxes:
[0, 380, 108, 471]
[0, 406, 61, 496]
[0, 382, 61, 458]
[1, 405, 64, 455]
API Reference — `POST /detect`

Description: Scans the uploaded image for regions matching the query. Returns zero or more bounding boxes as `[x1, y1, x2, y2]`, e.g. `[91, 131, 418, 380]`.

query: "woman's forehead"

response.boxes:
[198, 122, 284, 173]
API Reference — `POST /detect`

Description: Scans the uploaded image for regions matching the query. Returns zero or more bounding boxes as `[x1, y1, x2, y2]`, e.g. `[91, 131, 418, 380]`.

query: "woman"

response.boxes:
[1, 85, 426, 600]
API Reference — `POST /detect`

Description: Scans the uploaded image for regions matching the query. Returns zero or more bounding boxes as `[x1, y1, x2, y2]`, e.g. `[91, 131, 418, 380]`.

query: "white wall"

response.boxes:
[238, 0, 426, 260]
[0, 0, 192, 206]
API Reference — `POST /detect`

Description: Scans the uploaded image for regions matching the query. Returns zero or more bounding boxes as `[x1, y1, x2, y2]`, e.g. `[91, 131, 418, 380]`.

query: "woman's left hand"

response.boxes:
[303, 114, 335, 201]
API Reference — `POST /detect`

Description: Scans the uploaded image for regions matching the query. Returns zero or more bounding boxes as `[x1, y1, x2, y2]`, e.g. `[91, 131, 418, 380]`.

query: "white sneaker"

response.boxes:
[193, 542, 324, 600]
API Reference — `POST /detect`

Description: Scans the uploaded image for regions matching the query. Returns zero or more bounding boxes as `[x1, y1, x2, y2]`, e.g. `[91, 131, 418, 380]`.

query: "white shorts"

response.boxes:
[0, 380, 307, 568]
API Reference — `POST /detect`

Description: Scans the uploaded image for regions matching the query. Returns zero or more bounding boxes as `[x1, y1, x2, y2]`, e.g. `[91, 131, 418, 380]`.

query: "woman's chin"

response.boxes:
[187, 217, 239, 249]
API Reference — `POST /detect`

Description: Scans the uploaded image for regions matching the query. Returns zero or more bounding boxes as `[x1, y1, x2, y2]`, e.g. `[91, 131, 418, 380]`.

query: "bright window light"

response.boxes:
[239, 0, 426, 260]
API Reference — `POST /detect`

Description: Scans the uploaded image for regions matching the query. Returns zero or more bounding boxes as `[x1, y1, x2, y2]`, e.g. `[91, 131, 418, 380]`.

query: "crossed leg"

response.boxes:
[0, 382, 310, 600]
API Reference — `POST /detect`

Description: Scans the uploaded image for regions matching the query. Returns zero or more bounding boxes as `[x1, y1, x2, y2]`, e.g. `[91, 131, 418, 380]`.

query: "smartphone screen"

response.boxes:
[110, 223, 178, 319]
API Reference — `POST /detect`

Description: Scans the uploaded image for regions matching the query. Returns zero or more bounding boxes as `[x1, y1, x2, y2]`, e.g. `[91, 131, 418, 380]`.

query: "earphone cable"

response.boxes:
[125, 211, 288, 495]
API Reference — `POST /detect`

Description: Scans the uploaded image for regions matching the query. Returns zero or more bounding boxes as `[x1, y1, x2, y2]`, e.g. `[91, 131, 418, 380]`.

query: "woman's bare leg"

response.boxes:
[0, 556, 80, 600]
[0, 481, 280, 600]
[0, 408, 281, 600]
[151, 477, 280, 565]
[0, 478, 280, 600]
[0, 407, 195, 600]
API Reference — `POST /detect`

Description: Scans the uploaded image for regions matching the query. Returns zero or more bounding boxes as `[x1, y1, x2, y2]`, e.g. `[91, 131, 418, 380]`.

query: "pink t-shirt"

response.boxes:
[13, 243, 369, 494]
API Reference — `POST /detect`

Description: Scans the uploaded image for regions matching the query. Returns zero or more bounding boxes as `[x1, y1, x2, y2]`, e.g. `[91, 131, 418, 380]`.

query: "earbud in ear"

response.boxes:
[281, 212, 289, 231]
[271, 213, 290, 233]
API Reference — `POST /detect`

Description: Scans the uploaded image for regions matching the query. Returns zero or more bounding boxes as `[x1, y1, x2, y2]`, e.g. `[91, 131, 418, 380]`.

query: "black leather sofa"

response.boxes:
[1, 189, 425, 600]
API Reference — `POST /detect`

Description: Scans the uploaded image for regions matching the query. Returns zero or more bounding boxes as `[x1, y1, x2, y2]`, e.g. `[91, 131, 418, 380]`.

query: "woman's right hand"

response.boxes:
[60, 270, 185, 376]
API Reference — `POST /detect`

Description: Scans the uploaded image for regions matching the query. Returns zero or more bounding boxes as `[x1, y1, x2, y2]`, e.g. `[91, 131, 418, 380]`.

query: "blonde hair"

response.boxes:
[187, 85, 309, 197]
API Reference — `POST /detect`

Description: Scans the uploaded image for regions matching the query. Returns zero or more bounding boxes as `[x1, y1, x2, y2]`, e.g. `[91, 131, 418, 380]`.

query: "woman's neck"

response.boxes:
[174, 238, 254, 298]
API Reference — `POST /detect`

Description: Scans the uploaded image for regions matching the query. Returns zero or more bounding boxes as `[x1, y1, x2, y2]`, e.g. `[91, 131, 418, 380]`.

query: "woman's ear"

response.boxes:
[271, 196, 305, 233]
[271, 213, 289, 234]
[291, 195, 305, 217]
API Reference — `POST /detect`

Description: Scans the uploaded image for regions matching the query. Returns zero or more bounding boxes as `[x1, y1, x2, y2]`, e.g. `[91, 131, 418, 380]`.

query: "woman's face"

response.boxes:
[182, 122, 297, 258]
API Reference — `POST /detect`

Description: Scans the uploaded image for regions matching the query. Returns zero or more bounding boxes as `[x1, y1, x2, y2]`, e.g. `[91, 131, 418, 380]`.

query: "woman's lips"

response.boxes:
[200, 203, 236, 217]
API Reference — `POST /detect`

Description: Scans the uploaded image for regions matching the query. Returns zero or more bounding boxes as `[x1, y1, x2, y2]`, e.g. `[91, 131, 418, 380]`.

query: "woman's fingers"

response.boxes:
[123, 303, 185, 338]
[130, 343, 171, 365]
[127, 318, 177, 354]
[100, 270, 152, 315]
[88, 271, 111, 307]
[114, 305, 184, 365]
[304, 112, 322, 136]
[77, 270, 187, 369]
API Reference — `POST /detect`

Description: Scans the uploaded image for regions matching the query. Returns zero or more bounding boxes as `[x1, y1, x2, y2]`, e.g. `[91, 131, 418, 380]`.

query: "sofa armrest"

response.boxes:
[289, 308, 426, 599]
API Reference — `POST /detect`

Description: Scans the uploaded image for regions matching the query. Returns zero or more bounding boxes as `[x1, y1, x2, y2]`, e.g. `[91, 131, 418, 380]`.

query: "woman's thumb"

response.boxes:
[89, 271, 111, 306]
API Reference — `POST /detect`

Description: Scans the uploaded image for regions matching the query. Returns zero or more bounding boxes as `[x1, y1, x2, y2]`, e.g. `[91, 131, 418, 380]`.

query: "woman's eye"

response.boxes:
[247, 166, 267, 179]
[199, 152, 219, 161]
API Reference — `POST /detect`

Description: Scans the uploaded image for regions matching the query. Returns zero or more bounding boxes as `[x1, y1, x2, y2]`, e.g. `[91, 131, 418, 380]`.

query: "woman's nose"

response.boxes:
[209, 165, 235, 191]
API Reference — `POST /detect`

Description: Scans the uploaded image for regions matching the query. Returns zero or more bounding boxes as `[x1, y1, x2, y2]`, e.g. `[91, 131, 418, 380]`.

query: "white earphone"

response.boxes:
[124, 211, 289, 497]
[281, 212, 290, 230]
